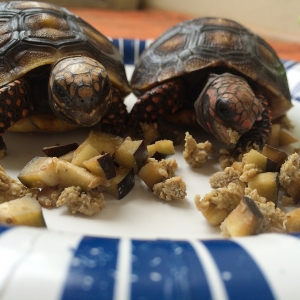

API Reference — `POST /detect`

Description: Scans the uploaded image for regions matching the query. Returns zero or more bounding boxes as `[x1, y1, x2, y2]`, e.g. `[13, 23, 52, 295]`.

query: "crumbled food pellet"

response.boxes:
[37, 186, 64, 208]
[281, 195, 296, 206]
[239, 163, 261, 182]
[56, 186, 105, 216]
[279, 152, 299, 187]
[286, 208, 300, 233]
[255, 201, 286, 232]
[227, 128, 240, 144]
[156, 158, 178, 178]
[279, 152, 300, 203]
[183, 132, 213, 167]
[195, 180, 245, 225]
[219, 148, 235, 169]
[0, 165, 38, 203]
[244, 187, 267, 203]
[153, 176, 186, 201]
[209, 165, 242, 189]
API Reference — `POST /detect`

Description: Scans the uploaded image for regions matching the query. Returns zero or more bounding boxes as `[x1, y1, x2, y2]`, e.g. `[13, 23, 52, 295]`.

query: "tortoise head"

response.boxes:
[194, 73, 264, 144]
[48, 56, 112, 127]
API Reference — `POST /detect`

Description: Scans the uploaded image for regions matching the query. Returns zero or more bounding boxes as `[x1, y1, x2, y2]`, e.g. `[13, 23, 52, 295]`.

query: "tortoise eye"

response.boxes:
[103, 79, 110, 91]
[216, 98, 232, 121]
[53, 83, 70, 104]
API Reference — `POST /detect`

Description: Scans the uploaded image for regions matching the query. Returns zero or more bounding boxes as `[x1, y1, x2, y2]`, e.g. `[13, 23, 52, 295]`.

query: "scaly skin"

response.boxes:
[131, 73, 272, 150]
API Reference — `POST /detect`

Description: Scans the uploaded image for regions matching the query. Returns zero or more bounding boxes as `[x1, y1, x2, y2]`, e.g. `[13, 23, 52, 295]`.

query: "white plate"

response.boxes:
[1, 65, 299, 241]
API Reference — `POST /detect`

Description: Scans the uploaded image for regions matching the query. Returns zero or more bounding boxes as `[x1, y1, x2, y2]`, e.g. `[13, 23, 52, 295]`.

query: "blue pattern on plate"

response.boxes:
[60, 237, 119, 300]
[203, 239, 275, 300]
[131, 239, 212, 300]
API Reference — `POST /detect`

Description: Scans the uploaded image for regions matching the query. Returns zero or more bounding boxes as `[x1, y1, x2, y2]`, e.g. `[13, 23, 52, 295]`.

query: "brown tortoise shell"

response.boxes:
[131, 17, 292, 120]
[0, 1, 131, 97]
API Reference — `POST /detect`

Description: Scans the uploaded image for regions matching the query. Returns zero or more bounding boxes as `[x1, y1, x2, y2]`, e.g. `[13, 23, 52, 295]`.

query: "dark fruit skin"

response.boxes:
[42, 143, 79, 157]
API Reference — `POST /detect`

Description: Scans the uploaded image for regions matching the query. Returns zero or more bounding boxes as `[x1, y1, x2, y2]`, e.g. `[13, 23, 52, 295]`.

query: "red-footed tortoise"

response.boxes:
[0, 1, 131, 157]
[130, 17, 292, 151]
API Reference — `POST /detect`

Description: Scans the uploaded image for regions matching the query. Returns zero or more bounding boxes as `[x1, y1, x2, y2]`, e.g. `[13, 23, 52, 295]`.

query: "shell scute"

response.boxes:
[131, 17, 292, 119]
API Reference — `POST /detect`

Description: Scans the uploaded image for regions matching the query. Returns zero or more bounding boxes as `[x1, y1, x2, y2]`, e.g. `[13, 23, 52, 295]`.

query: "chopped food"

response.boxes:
[97, 167, 135, 200]
[37, 186, 63, 208]
[83, 153, 116, 180]
[114, 137, 148, 173]
[255, 201, 286, 232]
[286, 208, 300, 233]
[242, 148, 277, 173]
[140, 122, 161, 145]
[279, 152, 300, 203]
[247, 172, 279, 205]
[0, 165, 38, 203]
[0, 196, 46, 227]
[71, 144, 100, 168]
[195, 179, 245, 225]
[220, 196, 267, 237]
[267, 122, 299, 147]
[42, 143, 79, 157]
[147, 139, 175, 159]
[74, 130, 123, 156]
[56, 186, 105, 216]
[153, 176, 186, 201]
[183, 132, 213, 168]
[262, 144, 288, 171]
[138, 158, 178, 189]
[18, 157, 59, 188]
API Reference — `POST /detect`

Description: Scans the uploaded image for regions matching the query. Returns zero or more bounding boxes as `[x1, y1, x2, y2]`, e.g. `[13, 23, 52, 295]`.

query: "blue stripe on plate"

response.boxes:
[112, 38, 147, 65]
[202, 239, 275, 300]
[281, 59, 299, 71]
[0, 226, 10, 235]
[131, 239, 212, 300]
[60, 236, 119, 300]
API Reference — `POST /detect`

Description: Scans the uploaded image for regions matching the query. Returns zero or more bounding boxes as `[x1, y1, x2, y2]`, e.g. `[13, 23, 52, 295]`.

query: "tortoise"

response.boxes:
[0, 1, 131, 157]
[130, 17, 292, 151]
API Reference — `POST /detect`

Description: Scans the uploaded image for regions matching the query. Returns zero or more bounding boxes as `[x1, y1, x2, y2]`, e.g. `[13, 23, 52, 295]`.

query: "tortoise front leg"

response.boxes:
[130, 78, 186, 122]
[0, 78, 32, 158]
[234, 94, 271, 154]
[98, 87, 129, 136]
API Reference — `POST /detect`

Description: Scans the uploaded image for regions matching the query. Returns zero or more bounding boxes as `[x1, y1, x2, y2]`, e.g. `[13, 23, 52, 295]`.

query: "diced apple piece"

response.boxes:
[100, 167, 135, 199]
[220, 196, 265, 237]
[138, 160, 166, 189]
[279, 128, 299, 146]
[0, 196, 46, 227]
[147, 140, 175, 159]
[71, 144, 100, 167]
[262, 144, 288, 170]
[55, 158, 102, 191]
[198, 202, 230, 226]
[247, 172, 279, 205]
[114, 138, 148, 173]
[267, 124, 280, 147]
[242, 149, 277, 172]
[83, 153, 116, 180]
[281, 178, 300, 203]
[75, 130, 123, 156]
[42, 143, 78, 157]
[18, 157, 59, 188]
[286, 208, 300, 233]
[59, 150, 75, 162]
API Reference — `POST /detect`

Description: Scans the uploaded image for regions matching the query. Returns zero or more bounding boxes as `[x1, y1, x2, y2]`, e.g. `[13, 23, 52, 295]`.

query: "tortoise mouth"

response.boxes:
[49, 99, 106, 127]
[212, 122, 240, 145]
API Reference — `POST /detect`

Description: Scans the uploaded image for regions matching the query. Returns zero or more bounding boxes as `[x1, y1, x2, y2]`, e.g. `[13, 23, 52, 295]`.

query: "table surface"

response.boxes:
[68, 8, 300, 62]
